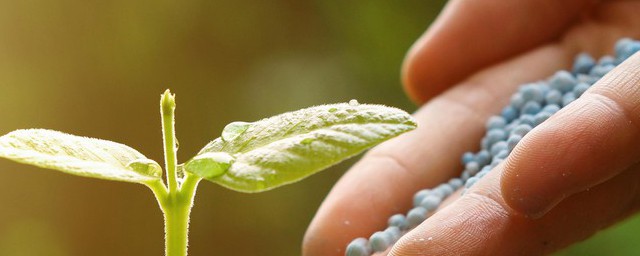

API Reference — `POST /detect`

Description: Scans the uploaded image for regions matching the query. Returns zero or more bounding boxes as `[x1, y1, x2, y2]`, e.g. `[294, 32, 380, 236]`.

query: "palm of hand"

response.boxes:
[304, 1, 640, 256]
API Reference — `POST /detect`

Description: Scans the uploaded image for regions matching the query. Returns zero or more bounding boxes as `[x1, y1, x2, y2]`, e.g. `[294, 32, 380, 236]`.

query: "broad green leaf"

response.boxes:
[187, 102, 416, 193]
[0, 129, 162, 184]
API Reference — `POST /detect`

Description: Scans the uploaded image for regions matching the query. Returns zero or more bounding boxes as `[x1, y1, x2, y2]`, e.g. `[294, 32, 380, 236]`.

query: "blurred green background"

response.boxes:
[0, 1, 638, 255]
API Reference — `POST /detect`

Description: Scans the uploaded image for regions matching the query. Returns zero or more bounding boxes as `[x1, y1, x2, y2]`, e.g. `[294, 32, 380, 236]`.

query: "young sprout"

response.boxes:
[0, 90, 416, 256]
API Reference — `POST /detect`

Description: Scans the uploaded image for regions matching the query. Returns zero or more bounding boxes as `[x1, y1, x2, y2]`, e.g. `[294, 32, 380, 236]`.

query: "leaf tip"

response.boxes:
[405, 115, 418, 128]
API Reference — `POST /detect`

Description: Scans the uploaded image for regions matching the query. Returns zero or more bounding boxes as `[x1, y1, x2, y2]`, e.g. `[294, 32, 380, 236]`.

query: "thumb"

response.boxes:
[501, 51, 640, 218]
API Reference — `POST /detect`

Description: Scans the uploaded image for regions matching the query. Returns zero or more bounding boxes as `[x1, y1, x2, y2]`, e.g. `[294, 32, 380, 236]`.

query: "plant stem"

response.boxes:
[161, 90, 179, 193]
[159, 90, 201, 256]
[160, 173, 201, 256]
[162, 193, 191, 256]
[181, 173, 202, 198]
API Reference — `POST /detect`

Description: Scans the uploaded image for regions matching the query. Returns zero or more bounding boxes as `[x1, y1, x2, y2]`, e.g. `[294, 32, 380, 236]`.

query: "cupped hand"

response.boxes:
[304, 0, 640, 255]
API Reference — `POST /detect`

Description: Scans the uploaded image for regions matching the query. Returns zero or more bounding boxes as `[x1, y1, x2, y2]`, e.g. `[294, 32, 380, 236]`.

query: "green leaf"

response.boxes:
[188, 102, 416, 193]
[0, 129, 162, 184]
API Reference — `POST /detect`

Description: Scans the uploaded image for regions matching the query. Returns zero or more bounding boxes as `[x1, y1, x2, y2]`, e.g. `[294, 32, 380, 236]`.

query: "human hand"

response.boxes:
[303, 0, 640, 255]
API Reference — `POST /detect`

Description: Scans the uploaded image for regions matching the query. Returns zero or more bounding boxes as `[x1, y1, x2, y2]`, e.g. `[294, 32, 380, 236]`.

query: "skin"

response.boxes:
[303, 0, 640, 255]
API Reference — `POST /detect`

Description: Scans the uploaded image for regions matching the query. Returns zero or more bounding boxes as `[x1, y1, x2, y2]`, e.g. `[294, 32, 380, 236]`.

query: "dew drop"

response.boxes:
[301, 137, 314, 145]
[185, 152, 235, 179]
[221, 121, 251, 142]
[348, 99, 359, 106]
[127, 159, 163, 178]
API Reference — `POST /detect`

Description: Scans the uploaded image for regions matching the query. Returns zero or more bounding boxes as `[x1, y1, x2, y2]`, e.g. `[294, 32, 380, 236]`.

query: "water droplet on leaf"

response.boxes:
[301, 137, 314, 145]
[221, 121, 251, 142]
[185, 152, 235, 179]
[127, 159, 163, 178]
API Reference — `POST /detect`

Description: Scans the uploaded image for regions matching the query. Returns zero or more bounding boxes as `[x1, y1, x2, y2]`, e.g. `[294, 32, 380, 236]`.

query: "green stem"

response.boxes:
[181, 173, 202, 197]
[161, 90, 178, 192]
[158, 90, 203, 256]
[164, 204, 190, 256]
[162, 174, 201, 256]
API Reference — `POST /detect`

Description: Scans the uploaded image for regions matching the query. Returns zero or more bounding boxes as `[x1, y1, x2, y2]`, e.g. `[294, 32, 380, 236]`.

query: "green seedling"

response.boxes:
[0, 90, 416, 255]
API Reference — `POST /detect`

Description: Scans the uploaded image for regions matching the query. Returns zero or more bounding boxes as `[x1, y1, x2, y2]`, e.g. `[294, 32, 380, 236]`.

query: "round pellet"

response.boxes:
[520, 85, 544, 103]
[435, 183, 454, 197]
[510, 93, 526, 109]
[412, 189, 430, 207]
[501, 106, 519, 122]
[486, 129, 506, 147]
[448, 178, 464, 189]
[549, 70, 577, 93]
[534, 112, 552, 126]
[562, 91, 576, 107]
[465, 161, 480, 176]
[490, 141, 507, 156]
[573, 82, 590, 97]
[407, 207, 428, 228]
[521, 101, 542, 115]
[519, 114, 536, 126]
[461, 151, 474, 165]
[475, 150, 491, 166]
[590, 64, 615, 77]
[420, 195, 442, 211]
[576, 74, 599, 85]
[369, 231, 392, 252]
[388, 214, 408, 230]
[486, 116, 507, 130]
[545, 89, 563, 106]
[598, 56, 615, 66]
[346, 238, 371, 256]
[507, 134, 522, 152]
[542, 104, 560, 114]
[465, 177, 479, 189]
[511, 124, 532, 137]
[385, 226, 402, 242]
[572, 53, 595, 74]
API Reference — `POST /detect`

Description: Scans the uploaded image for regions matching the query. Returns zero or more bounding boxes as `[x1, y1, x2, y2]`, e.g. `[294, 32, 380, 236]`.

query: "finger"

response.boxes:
[390, 162, 640, 255]
[302, 45, 566, 256]
[402, 0, 594, 104]
[501, 52, 640, 218]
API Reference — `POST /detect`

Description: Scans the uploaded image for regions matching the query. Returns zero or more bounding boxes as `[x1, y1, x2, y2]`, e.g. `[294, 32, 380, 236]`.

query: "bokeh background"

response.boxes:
[0, 1, 638, 255]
